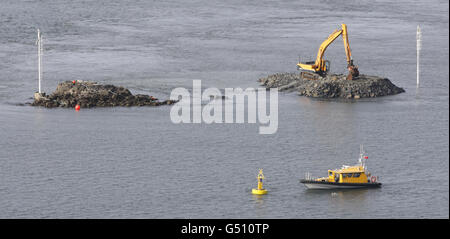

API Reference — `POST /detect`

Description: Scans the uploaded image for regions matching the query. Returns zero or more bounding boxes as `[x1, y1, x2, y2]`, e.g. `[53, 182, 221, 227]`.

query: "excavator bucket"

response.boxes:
[346, 65, 359, 80]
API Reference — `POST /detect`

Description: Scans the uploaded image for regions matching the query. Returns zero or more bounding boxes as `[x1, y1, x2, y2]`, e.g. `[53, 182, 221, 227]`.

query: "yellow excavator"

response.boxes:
[297, 24, 359, 80]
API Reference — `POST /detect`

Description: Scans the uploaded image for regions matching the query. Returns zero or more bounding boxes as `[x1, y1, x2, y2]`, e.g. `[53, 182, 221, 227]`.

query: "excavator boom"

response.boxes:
[297, 24, 359, 80]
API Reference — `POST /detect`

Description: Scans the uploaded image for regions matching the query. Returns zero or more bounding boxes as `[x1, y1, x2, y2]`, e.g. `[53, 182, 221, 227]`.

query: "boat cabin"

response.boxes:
[326, 165, 370, 183]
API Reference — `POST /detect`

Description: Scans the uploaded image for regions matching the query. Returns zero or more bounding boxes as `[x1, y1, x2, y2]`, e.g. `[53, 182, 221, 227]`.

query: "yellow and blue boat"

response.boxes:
[300, 146, 381, 189]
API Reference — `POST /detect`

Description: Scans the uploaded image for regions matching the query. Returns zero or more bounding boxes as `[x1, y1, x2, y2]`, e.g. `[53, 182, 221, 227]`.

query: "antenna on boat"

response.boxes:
[359, 144, 370, 171]
[359, 144, 366, 167]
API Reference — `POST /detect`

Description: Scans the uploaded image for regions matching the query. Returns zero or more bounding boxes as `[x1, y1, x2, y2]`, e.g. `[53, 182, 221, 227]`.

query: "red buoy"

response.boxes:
[75, 104, 81, 111]
[364, 156, 368, 159]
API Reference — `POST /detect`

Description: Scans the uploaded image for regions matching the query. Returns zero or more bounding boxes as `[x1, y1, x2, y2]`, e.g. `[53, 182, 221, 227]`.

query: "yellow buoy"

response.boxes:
[252, 169, 268, 195]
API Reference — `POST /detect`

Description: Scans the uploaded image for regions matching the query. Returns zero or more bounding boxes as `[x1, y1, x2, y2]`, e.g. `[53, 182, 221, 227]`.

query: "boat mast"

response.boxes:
[359, 144, 363, 165]
[359, 144, 365, 167]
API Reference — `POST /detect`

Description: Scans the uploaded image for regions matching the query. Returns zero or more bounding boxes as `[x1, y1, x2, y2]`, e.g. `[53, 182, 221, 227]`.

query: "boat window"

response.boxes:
[342, 174, 347, 178]
[353, 173, 360, 177]
[347, 173, 353, 178]
[335, 173, 339, 182]
[329, 171, 333, 176]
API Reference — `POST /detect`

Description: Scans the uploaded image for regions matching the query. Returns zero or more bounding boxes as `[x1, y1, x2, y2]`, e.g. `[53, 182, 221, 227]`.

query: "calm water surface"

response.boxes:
[0, 0, 448, 218]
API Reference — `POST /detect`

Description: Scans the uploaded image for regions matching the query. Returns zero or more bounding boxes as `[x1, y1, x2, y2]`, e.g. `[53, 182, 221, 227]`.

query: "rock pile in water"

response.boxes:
[32, 81, 177, 108]
[258, 72, 405, 99]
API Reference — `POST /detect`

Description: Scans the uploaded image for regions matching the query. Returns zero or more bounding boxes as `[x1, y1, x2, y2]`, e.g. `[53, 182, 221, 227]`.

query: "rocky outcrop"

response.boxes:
[258, 72, 404, 99]
[31, 81, 177, 108]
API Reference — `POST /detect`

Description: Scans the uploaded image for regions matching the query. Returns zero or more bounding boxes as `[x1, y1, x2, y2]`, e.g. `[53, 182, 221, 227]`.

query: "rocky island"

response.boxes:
[259, 72, 405, 99]
[32, 81, 177, 108]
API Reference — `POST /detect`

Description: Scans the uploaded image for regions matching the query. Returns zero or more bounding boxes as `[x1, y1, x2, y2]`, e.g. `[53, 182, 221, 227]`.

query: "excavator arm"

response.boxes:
[342, 24, 352, 67]
[297, 24, 359, 80]
[342, 24, 359, 80]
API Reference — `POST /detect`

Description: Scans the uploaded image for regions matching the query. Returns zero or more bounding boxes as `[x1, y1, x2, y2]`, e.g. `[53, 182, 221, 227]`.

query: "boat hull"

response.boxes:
[300, 179, 381, 189]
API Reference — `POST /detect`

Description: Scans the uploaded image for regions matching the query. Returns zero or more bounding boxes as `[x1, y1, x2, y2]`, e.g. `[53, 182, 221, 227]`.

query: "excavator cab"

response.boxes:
[317, 60, 330, 76]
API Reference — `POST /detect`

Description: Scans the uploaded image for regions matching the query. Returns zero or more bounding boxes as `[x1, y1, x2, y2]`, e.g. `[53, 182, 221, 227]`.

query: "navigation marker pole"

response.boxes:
[416, 25, 422, 88]
[36, 29, 43, 94]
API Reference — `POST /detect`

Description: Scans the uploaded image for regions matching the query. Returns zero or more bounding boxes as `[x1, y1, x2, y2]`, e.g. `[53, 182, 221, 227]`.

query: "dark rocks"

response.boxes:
[31, 81, 177, 108]
[258, 72, 404, 99]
